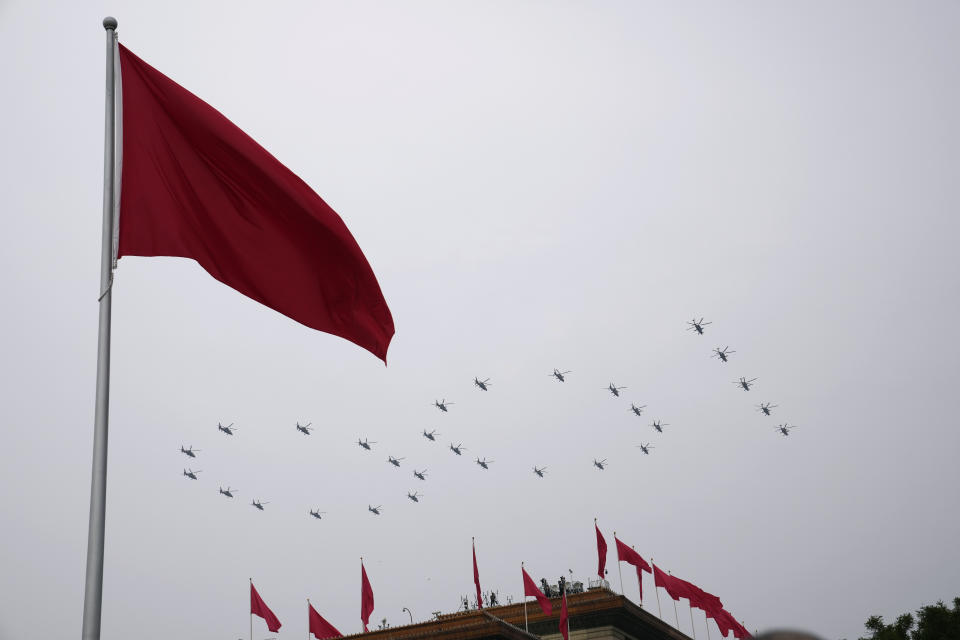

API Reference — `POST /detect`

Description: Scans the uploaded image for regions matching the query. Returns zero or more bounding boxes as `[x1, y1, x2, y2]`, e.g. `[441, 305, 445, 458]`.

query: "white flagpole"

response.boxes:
[81, 16, 118, 640]
[668, 571, 679, 630]
[614, 532, 624, 595]
[250, 578, 253, 640]
[689, 602, 697, 639]
[307, 598, 311, 640]
[651, 558, 662, 620]
[522, 562, 528, 632]
[631, 545, 643, 608]
[705, 610, 712, 640]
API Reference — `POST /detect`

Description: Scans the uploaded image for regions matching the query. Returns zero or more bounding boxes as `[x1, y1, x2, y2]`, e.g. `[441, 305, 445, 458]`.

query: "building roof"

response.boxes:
[342, 588, 692, 640]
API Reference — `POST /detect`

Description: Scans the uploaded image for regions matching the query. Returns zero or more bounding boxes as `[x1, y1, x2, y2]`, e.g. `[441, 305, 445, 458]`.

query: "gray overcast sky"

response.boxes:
[1, 2, 959, 639]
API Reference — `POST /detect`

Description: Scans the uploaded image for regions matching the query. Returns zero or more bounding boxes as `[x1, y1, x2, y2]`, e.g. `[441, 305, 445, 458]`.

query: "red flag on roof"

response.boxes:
[711, 608, 750, 638]
[309, 602, 343, 640]
[559, 590, 569, 640]
[250, 582, 282, 633]
[522, 567, 553, 616]
[595, 523, 607, 581]
[361, 562, 375, 632]
[473, 540, 483, 609]
[652, 564, 695, 602]
[682, 580, 723, 617]
[116, 44, 394, 361]
[614, 537, 651, 602]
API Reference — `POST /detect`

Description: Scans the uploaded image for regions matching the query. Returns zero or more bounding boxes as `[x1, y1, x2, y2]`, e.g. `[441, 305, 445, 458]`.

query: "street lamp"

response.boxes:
[402, 607, 413, 624]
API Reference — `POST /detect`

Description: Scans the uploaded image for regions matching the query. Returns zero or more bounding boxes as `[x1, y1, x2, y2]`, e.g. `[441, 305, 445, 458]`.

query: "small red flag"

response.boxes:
[361, 562, 375, 632]
[522, 567, 553, 616]
[595, 523, 608, 581]
[558, 591, 569, 640]
[309, 602, 343, 640]
[473, 540, 483, 609]
[614, 537, 651, 602]
[116, 45, 394, 361]
[250, 582, 282, 633]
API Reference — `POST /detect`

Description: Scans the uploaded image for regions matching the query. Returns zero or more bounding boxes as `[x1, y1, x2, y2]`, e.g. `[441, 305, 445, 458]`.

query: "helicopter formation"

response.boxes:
[177, 317, 797, 521]
[686, 317, 798, 436]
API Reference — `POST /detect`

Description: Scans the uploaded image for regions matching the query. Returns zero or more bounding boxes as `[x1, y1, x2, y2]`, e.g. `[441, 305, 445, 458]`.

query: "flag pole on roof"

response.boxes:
[80, 17, 119, 640]
[613, 531, 624, 595]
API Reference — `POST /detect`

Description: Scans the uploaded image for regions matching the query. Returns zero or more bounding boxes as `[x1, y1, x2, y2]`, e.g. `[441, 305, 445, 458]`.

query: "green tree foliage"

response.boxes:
[859, 598, 960, 640]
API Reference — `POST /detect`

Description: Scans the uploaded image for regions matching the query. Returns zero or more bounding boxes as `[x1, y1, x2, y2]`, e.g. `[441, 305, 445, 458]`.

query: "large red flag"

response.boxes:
[595, 523, 607, 581]
[250, 582, 282, 633]
[558, 591, 569, 640]
[309, 602, 343, 640]
[522, 567, 553, 616]
[614, 537, 651, 601]
[361, 562, 375, 632]
[116, 44, 394, 361]
[473, 540, 482, 609]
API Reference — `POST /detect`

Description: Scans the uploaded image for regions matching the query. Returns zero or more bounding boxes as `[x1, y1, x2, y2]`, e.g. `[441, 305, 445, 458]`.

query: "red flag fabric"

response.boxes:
[681, 580, 723, 616]
[595, 524, 607, 580]
[522, 567, 553, 616]
[116, 44, 394, 362]
[559, 591, 569, 640]
[473, 541, 482, 609]
[250, 582, 282, 633]
[651, 565, 723, 617]
[361, 563, 375, 632]
[614, 537, 651, 601]
[309, 602, 343, 640]
[710, 609, 750, 639]
[652, 564, 695, 602]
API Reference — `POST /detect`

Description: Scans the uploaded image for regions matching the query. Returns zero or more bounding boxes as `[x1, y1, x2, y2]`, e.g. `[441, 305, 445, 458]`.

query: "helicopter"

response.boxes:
[251, 499, 269, 511]
[434, 399, 454, 412]
[413, 469, 427, 481]
[734, 377, 757, 391]
[387, 456, 405, 467]
[687, 318, 712, 335]
[593, 459, 607, 471]
[550, 369, 571, 382]
[358, 438, 376, 451]
[407, 491, 422, 503]
[180, 445, 200, 458]
[309, 509, 326, 520]
[756, 402, 778, 416]
[651, 420, 669, 433]
[630, 403, 647, 417]
[183, 468, 201, 480]
[475, 457, 493, 470]
[474, 378, 491, 391]
[776, 424, 798, 436]
[219, 486, 237, 498]
[533, 466, 547, 478]
[637, 443, 654, 455]
[368, 505, 382, 515]
[422, 429, 439, 441]
[217, 422, 237, 436]
[606, 383, 627, 397]
[449, 443, 465, 456]
[713, 346, 735, 362]
[296, 422, 313, 435]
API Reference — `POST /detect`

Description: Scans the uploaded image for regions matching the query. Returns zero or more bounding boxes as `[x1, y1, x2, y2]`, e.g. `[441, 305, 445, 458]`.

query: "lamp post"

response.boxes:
[402, 607, 414, 624]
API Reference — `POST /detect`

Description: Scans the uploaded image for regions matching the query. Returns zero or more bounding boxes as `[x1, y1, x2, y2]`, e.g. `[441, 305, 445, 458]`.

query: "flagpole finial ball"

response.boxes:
[103, 17, 118, 30]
